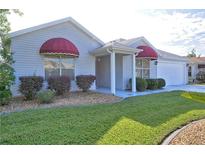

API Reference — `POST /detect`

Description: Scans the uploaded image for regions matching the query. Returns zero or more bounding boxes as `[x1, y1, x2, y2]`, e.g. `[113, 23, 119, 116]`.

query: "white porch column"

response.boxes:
[132, 54, 136, 92]
[110, 51, 116, 95]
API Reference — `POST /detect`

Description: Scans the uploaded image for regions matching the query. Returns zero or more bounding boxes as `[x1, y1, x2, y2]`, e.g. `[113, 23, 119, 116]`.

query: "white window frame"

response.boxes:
[136, 59, 150, 78]
[44, 55, 75, 80]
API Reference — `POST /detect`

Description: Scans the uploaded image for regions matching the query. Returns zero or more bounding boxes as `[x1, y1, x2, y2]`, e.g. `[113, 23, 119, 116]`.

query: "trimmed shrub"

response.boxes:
[37, 90, 55, 104]
[76, 75, 96, 92]
[146, 79, 158, 90]
[19, 76, 43, 100]
[129, 78, 148, 92]
[157, 78, 166, 89]
[47, 76, 70, 95]
[196, 71, 205, 83]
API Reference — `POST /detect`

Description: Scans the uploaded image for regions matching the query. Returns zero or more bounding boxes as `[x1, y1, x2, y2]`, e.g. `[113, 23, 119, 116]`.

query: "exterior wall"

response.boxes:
[122, 56, 158, 89]
[123, 55, 132, 89]
[96, 55, 110, 88]
[157, 58, 188, 86]
[115, 54, 123, 90]
[95, 54, 124, 90]
[11, 22, 101, 96]
[150, 60, 157, 78]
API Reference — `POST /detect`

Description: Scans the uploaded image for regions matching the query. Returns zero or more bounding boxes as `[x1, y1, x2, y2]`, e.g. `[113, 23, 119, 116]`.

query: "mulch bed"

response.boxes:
[169, 119, 205, 145]
[0, 91, 122, 114]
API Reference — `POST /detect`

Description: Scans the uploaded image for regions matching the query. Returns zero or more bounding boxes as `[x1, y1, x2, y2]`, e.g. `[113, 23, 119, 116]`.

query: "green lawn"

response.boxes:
[1, 91, 205, 145]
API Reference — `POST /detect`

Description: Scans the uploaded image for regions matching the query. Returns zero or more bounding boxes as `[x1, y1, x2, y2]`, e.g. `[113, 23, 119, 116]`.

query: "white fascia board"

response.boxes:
[126, 36, 160, 55]
[158, 56, 188, 62]
[9, 17, 72, 37]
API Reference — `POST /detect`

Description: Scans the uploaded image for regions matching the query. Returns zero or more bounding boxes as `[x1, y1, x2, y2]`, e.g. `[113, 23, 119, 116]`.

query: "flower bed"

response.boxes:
[0, 91, 122, 114]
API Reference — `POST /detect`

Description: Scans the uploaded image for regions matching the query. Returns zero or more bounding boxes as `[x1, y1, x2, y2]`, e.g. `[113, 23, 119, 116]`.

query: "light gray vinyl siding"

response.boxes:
[96, 55, 110, 88]
[11, 21, 101, 96]
[95, 54, 124, 90]
[150, 60, 157, 78]
[123, 55, 132, 89]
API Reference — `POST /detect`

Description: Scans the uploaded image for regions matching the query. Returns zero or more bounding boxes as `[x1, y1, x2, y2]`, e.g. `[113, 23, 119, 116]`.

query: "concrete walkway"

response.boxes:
[96, 85, 205, 98]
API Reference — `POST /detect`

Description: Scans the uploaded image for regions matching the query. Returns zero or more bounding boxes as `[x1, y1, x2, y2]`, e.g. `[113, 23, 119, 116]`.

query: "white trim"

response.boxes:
[110, 51, 116, 95]
[9, 17, 104, 45]
[123, 36, 188, 62]
[90, 42, 141, 56]
[125, 36, 159, 54]
[59, 56, 62, 76]
[132, 54, 136, 92]
[136, 59, 150, 78]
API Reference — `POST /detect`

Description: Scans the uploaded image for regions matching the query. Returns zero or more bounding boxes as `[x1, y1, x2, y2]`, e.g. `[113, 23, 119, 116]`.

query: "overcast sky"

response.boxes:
[4, 0, 205, 56]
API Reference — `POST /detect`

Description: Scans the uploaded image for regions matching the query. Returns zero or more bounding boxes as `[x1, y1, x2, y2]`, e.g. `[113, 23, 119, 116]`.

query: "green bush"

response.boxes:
[76, 75, 96, 92]
[19, 76, 44, 100]
[47, 76, 70, 95]
[37, 90, 55, 104]
[0, 63, 15, 105]
[157, 78, 166, 89]
[129, 78, 148, 92]
[0, 89, 11, 105]
[146, 79, 158, 90]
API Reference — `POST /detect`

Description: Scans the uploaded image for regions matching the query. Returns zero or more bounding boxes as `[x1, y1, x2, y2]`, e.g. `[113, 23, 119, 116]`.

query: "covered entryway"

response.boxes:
[90, 41, 141, 95]
[96, 54, 125, 90]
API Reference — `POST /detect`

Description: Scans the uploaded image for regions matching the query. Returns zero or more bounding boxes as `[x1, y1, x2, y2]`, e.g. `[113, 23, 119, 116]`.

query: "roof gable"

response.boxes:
[120, 36, 188, 62]
[120, 36, 159, 52]
[9, 17, 104, 45]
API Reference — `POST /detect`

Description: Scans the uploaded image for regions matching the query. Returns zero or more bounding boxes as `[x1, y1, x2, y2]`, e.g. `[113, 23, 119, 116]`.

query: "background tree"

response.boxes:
[0, 9, 23, 105]
[187, 48, 201, 58]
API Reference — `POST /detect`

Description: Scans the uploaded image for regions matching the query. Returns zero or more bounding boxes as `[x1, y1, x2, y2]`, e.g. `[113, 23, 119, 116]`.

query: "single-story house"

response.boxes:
[188, 57, 205, 82]
[10, 17, 189, 96]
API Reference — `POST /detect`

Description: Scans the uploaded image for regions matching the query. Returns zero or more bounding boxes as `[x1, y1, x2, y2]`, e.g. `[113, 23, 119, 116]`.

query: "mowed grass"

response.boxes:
[0, 91, 205, 145]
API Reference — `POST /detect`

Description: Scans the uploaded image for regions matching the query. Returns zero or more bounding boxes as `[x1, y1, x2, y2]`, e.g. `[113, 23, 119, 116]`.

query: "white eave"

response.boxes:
[157, 49, 189, 62]
[90, 41, 142, 56]
[9, 17, 104, 45]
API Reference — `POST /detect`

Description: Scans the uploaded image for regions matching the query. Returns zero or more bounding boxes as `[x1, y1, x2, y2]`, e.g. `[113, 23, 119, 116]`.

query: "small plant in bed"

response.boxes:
[37, 90, 55, 104]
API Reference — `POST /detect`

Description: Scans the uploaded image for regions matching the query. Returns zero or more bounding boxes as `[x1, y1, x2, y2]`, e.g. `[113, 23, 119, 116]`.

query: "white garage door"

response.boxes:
[157, 61, 186, 86]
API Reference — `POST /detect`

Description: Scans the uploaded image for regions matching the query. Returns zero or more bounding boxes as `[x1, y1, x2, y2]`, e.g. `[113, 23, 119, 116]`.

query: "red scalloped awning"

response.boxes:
[39, 38, 79, 56]
[136, 45, 158, 59]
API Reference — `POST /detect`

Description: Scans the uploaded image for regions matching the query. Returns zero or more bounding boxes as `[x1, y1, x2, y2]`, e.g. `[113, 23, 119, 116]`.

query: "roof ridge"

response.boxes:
[9, 17, 104, 45]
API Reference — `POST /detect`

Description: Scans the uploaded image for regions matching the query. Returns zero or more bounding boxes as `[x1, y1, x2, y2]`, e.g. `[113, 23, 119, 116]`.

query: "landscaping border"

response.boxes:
[161, 118, 205, 145]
